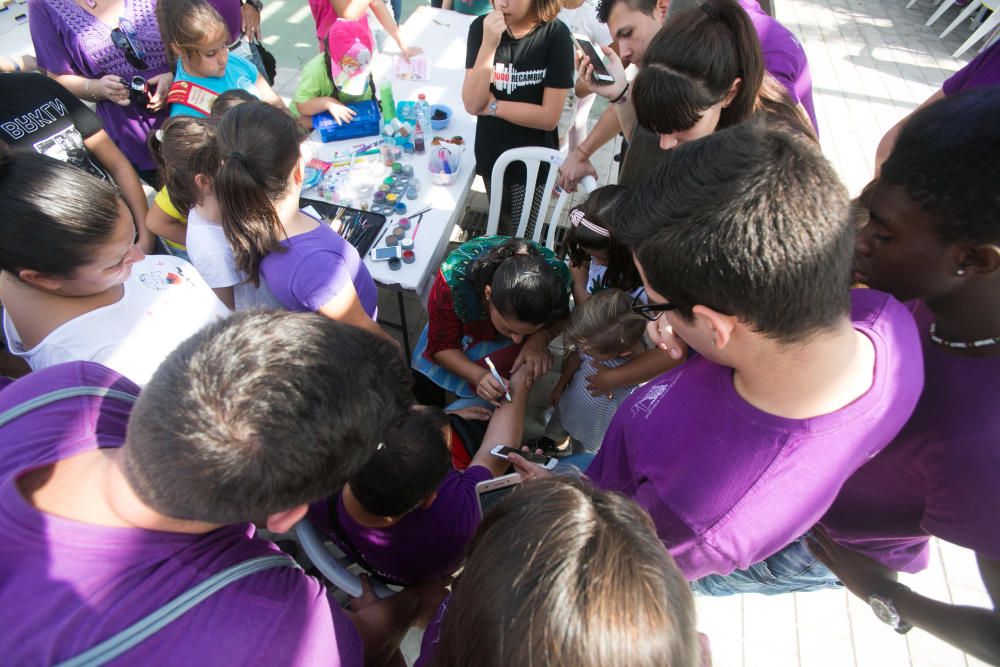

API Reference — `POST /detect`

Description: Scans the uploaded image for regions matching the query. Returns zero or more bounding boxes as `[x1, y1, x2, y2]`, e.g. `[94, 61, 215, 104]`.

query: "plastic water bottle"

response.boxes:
[414, 93, 431, 133]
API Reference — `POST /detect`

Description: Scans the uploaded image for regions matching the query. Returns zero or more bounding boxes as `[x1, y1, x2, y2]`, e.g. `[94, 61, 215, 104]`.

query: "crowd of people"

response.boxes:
[0, 0, 998, 662]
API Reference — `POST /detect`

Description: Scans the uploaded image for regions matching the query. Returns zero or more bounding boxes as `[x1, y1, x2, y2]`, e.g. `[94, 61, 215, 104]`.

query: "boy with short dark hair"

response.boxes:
[581, 121, 924, 581]
[804, 89, 999, 660]
[0, 311, 438, 666]
[313, 370, 530, 585]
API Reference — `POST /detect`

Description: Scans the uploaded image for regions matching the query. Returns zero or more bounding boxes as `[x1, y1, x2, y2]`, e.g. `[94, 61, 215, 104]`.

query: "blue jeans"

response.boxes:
[691, 536, 841, 596]
[556, 452, 595, 474]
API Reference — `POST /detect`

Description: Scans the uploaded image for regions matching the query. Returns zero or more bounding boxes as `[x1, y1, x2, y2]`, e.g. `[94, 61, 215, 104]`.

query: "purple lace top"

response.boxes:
[28, 0, 170, 169]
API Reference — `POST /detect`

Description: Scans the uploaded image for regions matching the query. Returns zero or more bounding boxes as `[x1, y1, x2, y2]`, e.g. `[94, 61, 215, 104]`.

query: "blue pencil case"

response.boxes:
[313, 99, 382, 142]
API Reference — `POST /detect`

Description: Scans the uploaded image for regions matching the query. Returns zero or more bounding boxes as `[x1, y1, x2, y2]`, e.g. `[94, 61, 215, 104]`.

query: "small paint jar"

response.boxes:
[391, 162, 403, 175]
[392, 225, 405, 238]
[400, 238, 414, 251]
[397, 217, 411, 230]
[401, 164, 414, 177]
[402, 250, 415, 264]
[373, 190, 386, 203]
[386, 193, 399, 204]
[388, 257, 402, 270]
[379, 144, 393, 166]
[394, 201, 407, 215]
[385, 234, 399, 246]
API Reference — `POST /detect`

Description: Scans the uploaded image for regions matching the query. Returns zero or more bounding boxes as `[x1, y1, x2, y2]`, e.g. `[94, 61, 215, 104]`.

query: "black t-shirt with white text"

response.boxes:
[0, 72, 111, 181]
[465, 17, 574, 177]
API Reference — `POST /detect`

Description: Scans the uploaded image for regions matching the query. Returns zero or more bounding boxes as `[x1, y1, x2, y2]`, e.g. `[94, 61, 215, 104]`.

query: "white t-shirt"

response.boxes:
[185, 208, 282, 311]
[3, 256, 230, 386]
[558, 1, 613, 46]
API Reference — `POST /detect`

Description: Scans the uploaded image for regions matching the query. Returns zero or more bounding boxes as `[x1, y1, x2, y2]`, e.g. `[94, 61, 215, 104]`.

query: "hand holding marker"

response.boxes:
[484, 356, 512, 402]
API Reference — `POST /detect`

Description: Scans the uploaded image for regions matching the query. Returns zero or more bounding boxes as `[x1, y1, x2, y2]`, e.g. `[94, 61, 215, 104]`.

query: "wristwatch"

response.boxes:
[488, 101, 498, 117]
[868, 583, 913, 634]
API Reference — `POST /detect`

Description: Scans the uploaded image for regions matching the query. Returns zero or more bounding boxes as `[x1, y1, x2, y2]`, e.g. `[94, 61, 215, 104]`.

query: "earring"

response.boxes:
[956, 268, 966, 276]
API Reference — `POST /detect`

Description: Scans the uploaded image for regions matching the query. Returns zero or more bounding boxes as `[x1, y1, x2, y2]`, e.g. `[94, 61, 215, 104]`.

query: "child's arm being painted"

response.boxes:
[469, 366, 531, 477]
[584, 347, 683, 396]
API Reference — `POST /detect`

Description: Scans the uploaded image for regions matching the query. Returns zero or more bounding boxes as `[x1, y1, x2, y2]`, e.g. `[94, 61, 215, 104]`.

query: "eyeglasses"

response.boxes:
[111, 17, 148, 70]
[631, 293, 680, 321]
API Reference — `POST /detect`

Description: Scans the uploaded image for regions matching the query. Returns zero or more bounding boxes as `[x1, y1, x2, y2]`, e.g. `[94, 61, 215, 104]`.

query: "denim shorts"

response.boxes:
[691, 535, 842, 596]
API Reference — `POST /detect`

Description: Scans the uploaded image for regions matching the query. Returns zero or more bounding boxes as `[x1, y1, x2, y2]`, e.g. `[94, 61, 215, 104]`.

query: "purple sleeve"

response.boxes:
[254, 576, 364, 667]
[290, 250, 357, 313]
[205, 0, 244, 42]
[922, 438, 1000, 561]
[943, 42, 1000, 96]
[28, 0, 79, 75]
[586, 406, 632, 493]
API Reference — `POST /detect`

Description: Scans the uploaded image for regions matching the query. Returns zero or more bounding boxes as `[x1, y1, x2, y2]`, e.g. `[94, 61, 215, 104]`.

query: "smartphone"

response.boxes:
[572, 34, 615, 84]
[475, 472, 521, 517]
[370, 246, 402, 261]
[490, 445, 558, 470]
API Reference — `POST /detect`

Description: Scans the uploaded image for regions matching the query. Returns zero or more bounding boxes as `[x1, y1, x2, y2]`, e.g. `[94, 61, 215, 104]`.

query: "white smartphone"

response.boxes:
[370, 246, 402, 261]
[490, 445, 558, 470]
[572, 33, 615, 84]
[475, 472, 522, 517]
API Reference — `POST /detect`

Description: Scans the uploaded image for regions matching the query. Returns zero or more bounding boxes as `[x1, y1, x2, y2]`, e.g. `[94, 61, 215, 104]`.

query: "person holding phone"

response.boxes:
[310, 366, 533, 586]
[557, 0, 815, 191]
[559, 0, 614, 153]
[462, 0, 574, 236]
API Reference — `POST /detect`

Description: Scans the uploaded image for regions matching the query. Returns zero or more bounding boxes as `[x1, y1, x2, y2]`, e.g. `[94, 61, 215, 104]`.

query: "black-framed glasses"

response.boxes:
[111, 17, 148, 70]
[631, 293, 680, 321]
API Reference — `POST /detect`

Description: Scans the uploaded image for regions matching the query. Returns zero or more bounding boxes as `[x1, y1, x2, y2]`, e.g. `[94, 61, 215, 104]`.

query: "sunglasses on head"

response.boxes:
[630, 293, 681, 321]
[111, 17, 148, 70]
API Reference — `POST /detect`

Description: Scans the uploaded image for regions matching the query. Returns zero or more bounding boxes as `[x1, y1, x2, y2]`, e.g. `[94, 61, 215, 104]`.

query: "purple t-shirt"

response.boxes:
[821, 303, 1000, 572]
[207, 0, 243, 43]
[28, 0, 170, 170]
[311, 465, 493, 584]
[588, 289, 923, 580]
[738, 0, 818, 134]
[0, 362, 363, 666]
[413, 594, 450, 667]
[261, 216, 378, 316]
[942, 40, 1000, 96]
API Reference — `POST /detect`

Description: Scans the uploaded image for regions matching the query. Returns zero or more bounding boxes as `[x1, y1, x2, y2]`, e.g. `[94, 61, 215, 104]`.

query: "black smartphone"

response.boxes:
[573, 34, 615, 84]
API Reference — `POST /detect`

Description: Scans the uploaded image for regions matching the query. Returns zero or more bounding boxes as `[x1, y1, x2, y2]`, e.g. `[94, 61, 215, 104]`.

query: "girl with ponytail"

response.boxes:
[630, 0, 814, 151]
[214, 101, 388, 340]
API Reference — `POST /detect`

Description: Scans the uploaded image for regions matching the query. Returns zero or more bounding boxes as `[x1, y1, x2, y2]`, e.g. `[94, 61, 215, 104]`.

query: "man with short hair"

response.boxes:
[557, 0, 815, 189]
[0, 311, 437, 665]
[578, 122, 923, 580]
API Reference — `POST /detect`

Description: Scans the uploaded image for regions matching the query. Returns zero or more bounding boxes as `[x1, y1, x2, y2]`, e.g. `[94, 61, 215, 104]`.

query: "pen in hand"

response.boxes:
[484, 356, 512, 402]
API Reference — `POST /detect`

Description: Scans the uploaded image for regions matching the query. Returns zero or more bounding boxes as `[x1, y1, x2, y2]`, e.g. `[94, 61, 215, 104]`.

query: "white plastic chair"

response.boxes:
[951, 3, 1000, 55]
[485, 146, 598, 250]
[924, 0, 964, 27]
[294, 518, 396, 599]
